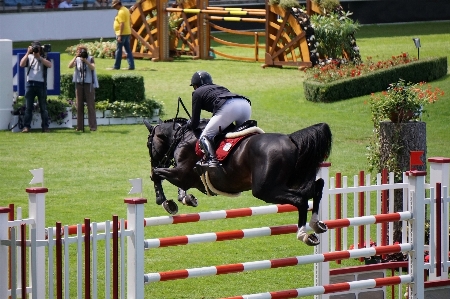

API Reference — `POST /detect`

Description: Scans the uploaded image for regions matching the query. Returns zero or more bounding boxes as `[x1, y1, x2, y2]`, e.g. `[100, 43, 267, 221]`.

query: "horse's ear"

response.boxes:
[143, 120, 153, 133]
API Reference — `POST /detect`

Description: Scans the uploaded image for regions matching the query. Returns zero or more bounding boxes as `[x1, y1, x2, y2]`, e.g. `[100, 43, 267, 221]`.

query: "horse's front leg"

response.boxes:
[153, 178, 167, 205]
[309, 178, 328, 234]
[151, 168, 179, 215]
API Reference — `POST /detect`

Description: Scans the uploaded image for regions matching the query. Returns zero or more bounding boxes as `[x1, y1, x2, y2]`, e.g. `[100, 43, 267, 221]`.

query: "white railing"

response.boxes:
[0, 157, 449, 299]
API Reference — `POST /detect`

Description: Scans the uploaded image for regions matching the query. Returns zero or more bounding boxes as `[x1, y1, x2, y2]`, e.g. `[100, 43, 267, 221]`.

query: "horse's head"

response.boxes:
[144, 118, 189, 168]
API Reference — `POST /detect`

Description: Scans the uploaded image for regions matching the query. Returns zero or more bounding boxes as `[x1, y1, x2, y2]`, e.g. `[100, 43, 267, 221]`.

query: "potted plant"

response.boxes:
[135, 97, 165, 119]
[367, 79, 444, 176]
[12, 96, 71, 126]
[368, 79, 444, 125]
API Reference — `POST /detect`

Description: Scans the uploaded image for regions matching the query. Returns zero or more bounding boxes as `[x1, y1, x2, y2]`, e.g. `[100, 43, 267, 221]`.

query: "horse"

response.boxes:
[144, 118, 332, 246]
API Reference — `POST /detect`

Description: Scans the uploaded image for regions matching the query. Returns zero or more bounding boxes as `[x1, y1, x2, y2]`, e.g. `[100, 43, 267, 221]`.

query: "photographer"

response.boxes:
[68, 46, 98, 132]
[19, 41, 52, 133]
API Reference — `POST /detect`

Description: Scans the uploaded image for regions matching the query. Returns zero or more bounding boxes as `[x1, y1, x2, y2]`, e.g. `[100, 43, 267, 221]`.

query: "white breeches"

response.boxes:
[200, 98, 251, 139]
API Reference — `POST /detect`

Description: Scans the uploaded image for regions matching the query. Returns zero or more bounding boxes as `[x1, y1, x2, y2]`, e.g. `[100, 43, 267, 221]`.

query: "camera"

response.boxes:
[32, 45, 40, 53]
[78, 48, 88, 59]
[31, 44, 51, 56]
[43, 44, 51, 53]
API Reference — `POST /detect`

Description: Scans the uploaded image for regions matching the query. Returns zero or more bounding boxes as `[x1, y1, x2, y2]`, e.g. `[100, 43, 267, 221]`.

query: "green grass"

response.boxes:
[2, 21, 449, 298]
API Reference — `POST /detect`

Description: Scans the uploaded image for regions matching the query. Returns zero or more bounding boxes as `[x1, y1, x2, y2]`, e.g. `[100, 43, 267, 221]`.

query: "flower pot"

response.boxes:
[388, 110, 415, 123]
[96, 110, 104, 118]
[104, 110, 112, 118]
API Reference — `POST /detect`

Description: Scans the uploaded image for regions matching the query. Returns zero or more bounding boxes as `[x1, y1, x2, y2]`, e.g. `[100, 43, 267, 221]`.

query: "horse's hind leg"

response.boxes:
[177, 188, 198, 207]
[309, 178, 328, 234]
[295, 199, 321, 246]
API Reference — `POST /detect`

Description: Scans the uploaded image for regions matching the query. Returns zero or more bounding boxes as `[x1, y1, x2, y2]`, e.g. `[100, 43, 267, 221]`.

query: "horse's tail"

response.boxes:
[288, 123, 332, 187]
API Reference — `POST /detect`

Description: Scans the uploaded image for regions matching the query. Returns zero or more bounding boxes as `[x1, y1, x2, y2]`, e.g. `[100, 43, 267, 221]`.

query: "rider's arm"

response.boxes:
[190, 92, 202, 130]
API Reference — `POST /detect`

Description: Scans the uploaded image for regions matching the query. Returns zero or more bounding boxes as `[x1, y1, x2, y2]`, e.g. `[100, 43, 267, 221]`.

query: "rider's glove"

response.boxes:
[185, 119, 192, 130]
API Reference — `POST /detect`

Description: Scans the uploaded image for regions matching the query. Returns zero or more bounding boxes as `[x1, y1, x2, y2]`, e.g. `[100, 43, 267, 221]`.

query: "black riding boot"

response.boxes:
[199, 136, 220, 168]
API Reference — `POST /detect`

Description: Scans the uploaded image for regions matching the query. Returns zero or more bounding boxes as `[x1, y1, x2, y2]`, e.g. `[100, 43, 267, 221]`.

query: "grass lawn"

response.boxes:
[2, 21, 449, 298]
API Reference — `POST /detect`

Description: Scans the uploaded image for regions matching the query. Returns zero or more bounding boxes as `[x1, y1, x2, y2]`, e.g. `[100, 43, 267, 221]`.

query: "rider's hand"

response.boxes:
[185, 119, 192, 130]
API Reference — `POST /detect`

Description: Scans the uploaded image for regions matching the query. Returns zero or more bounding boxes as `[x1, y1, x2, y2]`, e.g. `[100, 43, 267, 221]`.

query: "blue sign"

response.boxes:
[12, 48, 27, 92]
[16, 52, 61, 96]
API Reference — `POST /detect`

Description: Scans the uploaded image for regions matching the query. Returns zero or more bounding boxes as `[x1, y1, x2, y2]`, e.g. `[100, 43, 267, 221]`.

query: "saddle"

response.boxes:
[195, 120, 264, 161]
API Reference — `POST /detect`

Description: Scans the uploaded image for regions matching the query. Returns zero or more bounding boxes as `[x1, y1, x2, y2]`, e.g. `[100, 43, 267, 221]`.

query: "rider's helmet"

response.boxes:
[190, 71, 213, 87]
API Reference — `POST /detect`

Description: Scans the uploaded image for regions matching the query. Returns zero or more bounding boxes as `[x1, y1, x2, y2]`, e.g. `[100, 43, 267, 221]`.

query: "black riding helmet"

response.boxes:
[190, 71, 213, 87]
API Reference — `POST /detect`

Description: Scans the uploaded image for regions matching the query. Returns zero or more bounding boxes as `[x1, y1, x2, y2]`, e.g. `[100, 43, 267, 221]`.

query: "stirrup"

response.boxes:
[196, 159, 220, 168]
[208, 158, 220, 168]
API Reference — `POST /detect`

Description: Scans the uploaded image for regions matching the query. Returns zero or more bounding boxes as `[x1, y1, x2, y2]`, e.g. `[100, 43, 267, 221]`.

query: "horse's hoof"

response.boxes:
[305, 233, 320, 246]
[162, 200, 178, 215]
[311, 220, 328, 234]
[183, 195, 198, 207]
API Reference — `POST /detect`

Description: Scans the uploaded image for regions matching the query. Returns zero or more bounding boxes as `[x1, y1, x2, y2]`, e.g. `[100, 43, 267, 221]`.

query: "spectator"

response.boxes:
[19, 41, 52, 133]
[109, 0, 135, 70]
[93, 0, 108, 7]
[58, 0, 72, 8]
[68, 46, 99, 132]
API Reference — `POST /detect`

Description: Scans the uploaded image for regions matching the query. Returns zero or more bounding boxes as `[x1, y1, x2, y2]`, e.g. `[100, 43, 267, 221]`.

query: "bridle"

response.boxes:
[149, 97, 192, 169]
[149, 118, 189, 169]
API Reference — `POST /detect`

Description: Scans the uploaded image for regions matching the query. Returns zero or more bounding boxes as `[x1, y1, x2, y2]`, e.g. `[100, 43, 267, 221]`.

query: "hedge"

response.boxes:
[59, 73, 144, 103]
[303, 57, 448, 102]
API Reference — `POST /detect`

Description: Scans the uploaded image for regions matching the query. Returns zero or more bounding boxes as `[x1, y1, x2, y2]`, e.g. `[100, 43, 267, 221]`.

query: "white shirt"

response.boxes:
[58, 1, 72, 8]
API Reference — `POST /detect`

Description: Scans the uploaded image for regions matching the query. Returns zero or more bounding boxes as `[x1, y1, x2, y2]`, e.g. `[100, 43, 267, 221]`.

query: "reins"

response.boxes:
[150, 97, 191, 169]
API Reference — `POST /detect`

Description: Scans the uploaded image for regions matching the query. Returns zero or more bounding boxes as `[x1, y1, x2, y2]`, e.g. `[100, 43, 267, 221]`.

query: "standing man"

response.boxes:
[19, 41, 52, 133]
[110, 0, 135, 70]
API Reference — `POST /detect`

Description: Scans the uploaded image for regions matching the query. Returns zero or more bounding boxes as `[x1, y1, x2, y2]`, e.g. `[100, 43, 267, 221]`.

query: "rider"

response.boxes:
[186, 71, 252, 169]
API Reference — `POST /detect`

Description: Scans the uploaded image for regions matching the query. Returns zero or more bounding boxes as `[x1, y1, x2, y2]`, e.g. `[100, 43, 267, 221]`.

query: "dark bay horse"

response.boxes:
[144, 119, 332, 246]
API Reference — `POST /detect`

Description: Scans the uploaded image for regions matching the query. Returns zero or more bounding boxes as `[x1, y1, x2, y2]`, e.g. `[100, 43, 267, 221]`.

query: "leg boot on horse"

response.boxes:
[198, 136, 220, 168]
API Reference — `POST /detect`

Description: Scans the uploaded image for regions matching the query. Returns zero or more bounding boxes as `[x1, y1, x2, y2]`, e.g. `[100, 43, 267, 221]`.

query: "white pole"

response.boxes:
[428, 157, 450, 280]
[27, 187, 48, 299]
[126, 197, 147, 299]
[0, 207, 11, 299]
[315, 163, 330, 299]
[0, 39, 13, 130]
[407, 170, 426, 299]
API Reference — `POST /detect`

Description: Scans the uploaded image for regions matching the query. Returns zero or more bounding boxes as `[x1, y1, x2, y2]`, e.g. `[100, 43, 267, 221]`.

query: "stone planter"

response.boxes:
[379, 121, 426, 243]
[104, 110, 112, 118]
[28, 107, 72, 129]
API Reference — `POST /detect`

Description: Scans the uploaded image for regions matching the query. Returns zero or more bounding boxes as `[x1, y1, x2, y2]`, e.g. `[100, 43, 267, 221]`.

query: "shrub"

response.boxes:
[65, 39, 116, 59]
[112, 73, 145, 103]
[59, 73, 143, 103]
[303, 56, 448, 102]
[310, 11, 360, 60]
[13, 96, 70, 125]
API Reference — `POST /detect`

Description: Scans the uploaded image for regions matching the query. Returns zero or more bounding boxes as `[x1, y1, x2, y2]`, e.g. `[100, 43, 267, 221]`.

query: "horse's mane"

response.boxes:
[163, 117, 188, 124]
